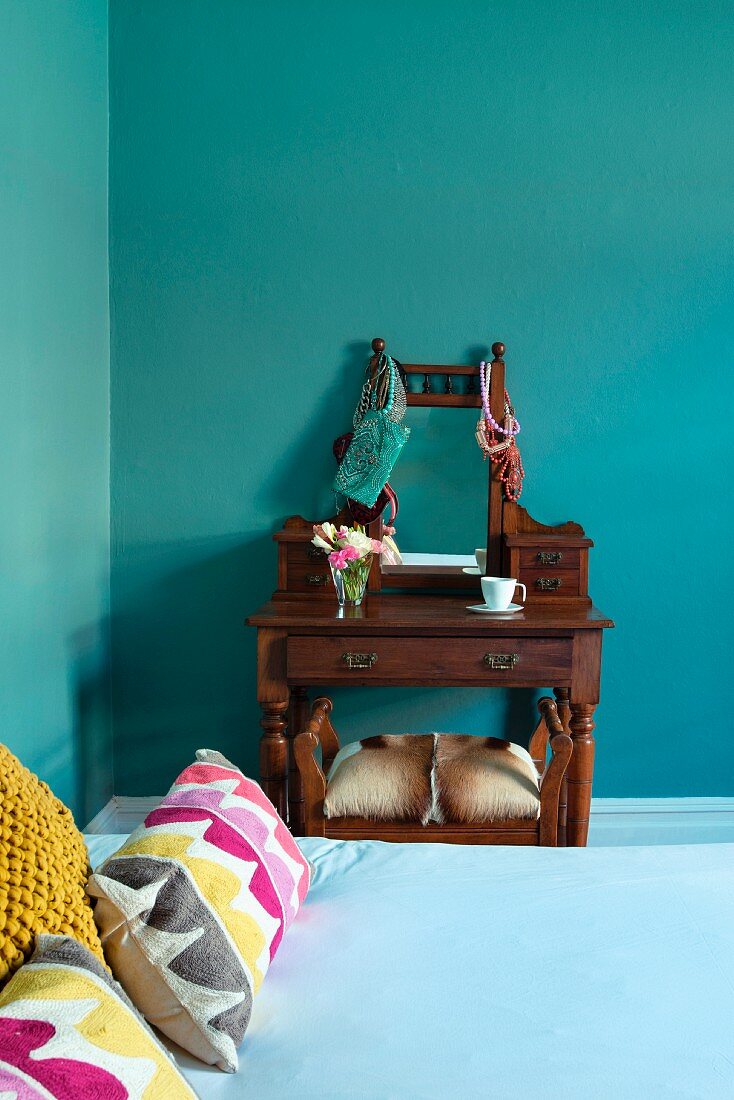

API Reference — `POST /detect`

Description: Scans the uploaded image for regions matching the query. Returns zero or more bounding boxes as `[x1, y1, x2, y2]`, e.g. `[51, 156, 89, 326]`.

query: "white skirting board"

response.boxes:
[84, 796, 734, 846]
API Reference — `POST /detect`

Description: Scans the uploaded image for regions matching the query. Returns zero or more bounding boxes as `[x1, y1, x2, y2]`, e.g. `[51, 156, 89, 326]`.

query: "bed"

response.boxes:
[86, 834, 734, 1099]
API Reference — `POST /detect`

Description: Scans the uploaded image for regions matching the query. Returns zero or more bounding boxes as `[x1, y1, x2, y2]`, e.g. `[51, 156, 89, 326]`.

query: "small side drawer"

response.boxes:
[286, 560, 331, 592]
[505, 534, 591, 604]
[287, 542, 329, 567]
[520, 567, 582, 598]
[519, 547, 582, 571]
[277, 540, 333, 593]
[287, 636, 573, 686]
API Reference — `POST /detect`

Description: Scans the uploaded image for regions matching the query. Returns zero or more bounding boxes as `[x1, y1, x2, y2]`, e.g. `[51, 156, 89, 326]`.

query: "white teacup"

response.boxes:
[475, 547, 487, 573]
[481, 576, 526, 611]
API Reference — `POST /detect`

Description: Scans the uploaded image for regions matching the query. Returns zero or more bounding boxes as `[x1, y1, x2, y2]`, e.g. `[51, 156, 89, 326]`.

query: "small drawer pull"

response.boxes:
[342, 651, 378, 670]
[306, 546, 324, 560]
[484, 653, 519, 670]
[537, 551, 563, 565]
[305, 574, 328, 586]
[536, 577, 562, 591]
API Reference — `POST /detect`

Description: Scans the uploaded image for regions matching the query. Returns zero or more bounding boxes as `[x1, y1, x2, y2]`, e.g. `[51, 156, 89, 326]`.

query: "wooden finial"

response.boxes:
[491, 341, 505, 360]
[368, 338, 386, 386]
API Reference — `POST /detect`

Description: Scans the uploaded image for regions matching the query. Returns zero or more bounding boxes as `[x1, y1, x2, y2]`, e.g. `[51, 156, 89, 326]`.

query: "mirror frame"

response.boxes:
[363, 337, 509, 594]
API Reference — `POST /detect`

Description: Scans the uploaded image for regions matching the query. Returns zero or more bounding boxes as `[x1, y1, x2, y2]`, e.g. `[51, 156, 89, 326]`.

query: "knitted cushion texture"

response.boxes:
[0, 744, 105, 986]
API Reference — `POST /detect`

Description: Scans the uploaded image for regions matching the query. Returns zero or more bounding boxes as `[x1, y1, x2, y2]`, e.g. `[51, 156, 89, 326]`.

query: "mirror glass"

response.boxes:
[384, 406, 486, 570]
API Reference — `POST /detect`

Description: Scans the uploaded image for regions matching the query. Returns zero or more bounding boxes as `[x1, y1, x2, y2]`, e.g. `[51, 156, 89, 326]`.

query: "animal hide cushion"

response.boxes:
[434, 736, 540, 823]
[325, 735, 434, 822]
[325, 734, 540, 824]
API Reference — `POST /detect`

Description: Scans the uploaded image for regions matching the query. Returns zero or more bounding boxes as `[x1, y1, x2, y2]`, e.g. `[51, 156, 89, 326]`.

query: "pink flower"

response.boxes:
[329, 543, 363, 570]
[383, 525, 396, 536]
[329, 549, 349, 569]
[336, 526, 350, 540]
[371, 539, 384, 553]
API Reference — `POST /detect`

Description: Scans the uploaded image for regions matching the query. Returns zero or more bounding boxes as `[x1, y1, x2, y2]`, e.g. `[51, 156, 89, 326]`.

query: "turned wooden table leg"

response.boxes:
[553, 687, 571, 846]
[566, 702, 596, 846]
[259, 701, 289, 822]
[287, 687, 309, 836]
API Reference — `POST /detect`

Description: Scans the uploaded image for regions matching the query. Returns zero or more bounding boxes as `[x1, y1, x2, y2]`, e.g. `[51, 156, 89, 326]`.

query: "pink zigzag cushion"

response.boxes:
[143, 805, 287, 960]
[0, 935, 195, 1099]
[159, 786, 307, 913]
[88, 749, 311, 1073]
[0, 1018, 125, 1099]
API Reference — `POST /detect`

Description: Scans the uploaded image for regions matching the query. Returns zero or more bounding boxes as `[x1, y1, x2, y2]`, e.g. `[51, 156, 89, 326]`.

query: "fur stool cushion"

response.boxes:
[325, 734, 539, 824]
[325, 735, 434, 822]
[433, 735, 540, 823]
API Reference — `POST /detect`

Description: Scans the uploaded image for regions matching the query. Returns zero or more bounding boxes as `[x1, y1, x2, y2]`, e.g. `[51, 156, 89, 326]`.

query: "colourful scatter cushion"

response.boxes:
[0, 743, 106, 986]
[88, 749, 310, 1072]
[0, 934, 194, 1099]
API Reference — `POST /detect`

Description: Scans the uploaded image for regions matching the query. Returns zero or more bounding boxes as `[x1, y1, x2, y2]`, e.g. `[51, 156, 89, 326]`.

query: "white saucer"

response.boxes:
[462, 566, 482, 575]
[466, 603, 524, 614]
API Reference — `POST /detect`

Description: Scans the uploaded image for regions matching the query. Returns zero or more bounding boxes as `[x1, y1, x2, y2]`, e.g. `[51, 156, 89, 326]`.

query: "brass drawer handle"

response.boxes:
[342, 651, 378, 670]
[536, 577, 562, 591]
[306, 546, 324, 560]
[537, 551, 563, 565]
[305, 574, 328, 586]
[484, 653, 519, 670]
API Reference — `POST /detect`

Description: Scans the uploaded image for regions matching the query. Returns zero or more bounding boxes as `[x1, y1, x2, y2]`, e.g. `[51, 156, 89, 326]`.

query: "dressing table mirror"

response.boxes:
[383, 401, 485, 574]
[372, 338, 507, 590]
[359, 339, 594, 600]
[250, 338, 613, 847]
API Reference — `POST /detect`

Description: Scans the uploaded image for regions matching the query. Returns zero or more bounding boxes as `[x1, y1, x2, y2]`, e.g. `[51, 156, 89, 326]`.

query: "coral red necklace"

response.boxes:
[475, 361, 525, 503]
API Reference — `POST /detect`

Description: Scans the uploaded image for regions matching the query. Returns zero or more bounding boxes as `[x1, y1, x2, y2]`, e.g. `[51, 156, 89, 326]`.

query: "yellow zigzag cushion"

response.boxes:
[0, 744, 105, 986]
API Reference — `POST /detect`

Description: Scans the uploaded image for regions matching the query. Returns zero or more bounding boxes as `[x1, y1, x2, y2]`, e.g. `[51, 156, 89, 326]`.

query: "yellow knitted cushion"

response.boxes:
[0, 744, 105, 986]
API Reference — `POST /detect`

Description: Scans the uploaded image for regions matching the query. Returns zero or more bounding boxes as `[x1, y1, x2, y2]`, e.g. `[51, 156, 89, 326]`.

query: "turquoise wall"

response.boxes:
[109, 0, 734, 798]
[0, 0, 111, 820]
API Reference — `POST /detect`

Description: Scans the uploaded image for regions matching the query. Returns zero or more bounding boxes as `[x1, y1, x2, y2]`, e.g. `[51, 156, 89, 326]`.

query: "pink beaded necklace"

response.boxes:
[475, 360, 525, 502]
[479, 361, 521, 436]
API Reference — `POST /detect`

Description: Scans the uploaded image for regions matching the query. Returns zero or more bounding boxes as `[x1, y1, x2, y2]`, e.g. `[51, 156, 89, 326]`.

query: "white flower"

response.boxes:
[312, 521, 339, 552]
[344, 529, 373, 558]
[381, 533, 402, 565]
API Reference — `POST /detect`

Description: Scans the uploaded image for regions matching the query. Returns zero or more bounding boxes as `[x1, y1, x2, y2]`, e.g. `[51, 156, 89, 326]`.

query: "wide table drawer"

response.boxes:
[287, 635, 572, 685]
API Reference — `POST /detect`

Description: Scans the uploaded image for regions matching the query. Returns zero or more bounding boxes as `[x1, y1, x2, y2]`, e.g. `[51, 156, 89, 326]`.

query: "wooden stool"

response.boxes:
[294, 697, 572, 846]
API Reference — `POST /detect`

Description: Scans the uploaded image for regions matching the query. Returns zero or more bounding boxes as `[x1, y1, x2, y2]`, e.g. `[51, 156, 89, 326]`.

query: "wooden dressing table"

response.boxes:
[248, 341, 613, 846]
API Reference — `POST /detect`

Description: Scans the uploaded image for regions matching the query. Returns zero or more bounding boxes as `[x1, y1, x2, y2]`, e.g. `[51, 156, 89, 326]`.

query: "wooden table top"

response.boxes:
[248, 595, 614, 634]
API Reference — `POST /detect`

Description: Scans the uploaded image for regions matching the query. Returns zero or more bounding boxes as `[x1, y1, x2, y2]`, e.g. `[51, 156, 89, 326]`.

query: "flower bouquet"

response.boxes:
[312, 522, 399, 607]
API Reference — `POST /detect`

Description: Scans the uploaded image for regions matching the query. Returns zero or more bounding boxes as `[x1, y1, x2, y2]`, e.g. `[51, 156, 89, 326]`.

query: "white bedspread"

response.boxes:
[85, 835, 734, 1099]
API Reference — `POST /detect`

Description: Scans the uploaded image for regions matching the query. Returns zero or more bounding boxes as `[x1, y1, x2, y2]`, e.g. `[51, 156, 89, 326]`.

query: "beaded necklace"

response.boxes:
[355, 353, 407, 427]
[475, 360, 525, 502]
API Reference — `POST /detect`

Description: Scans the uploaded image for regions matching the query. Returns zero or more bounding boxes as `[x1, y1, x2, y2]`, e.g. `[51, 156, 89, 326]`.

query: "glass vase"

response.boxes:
[330, 554, 372, 607]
